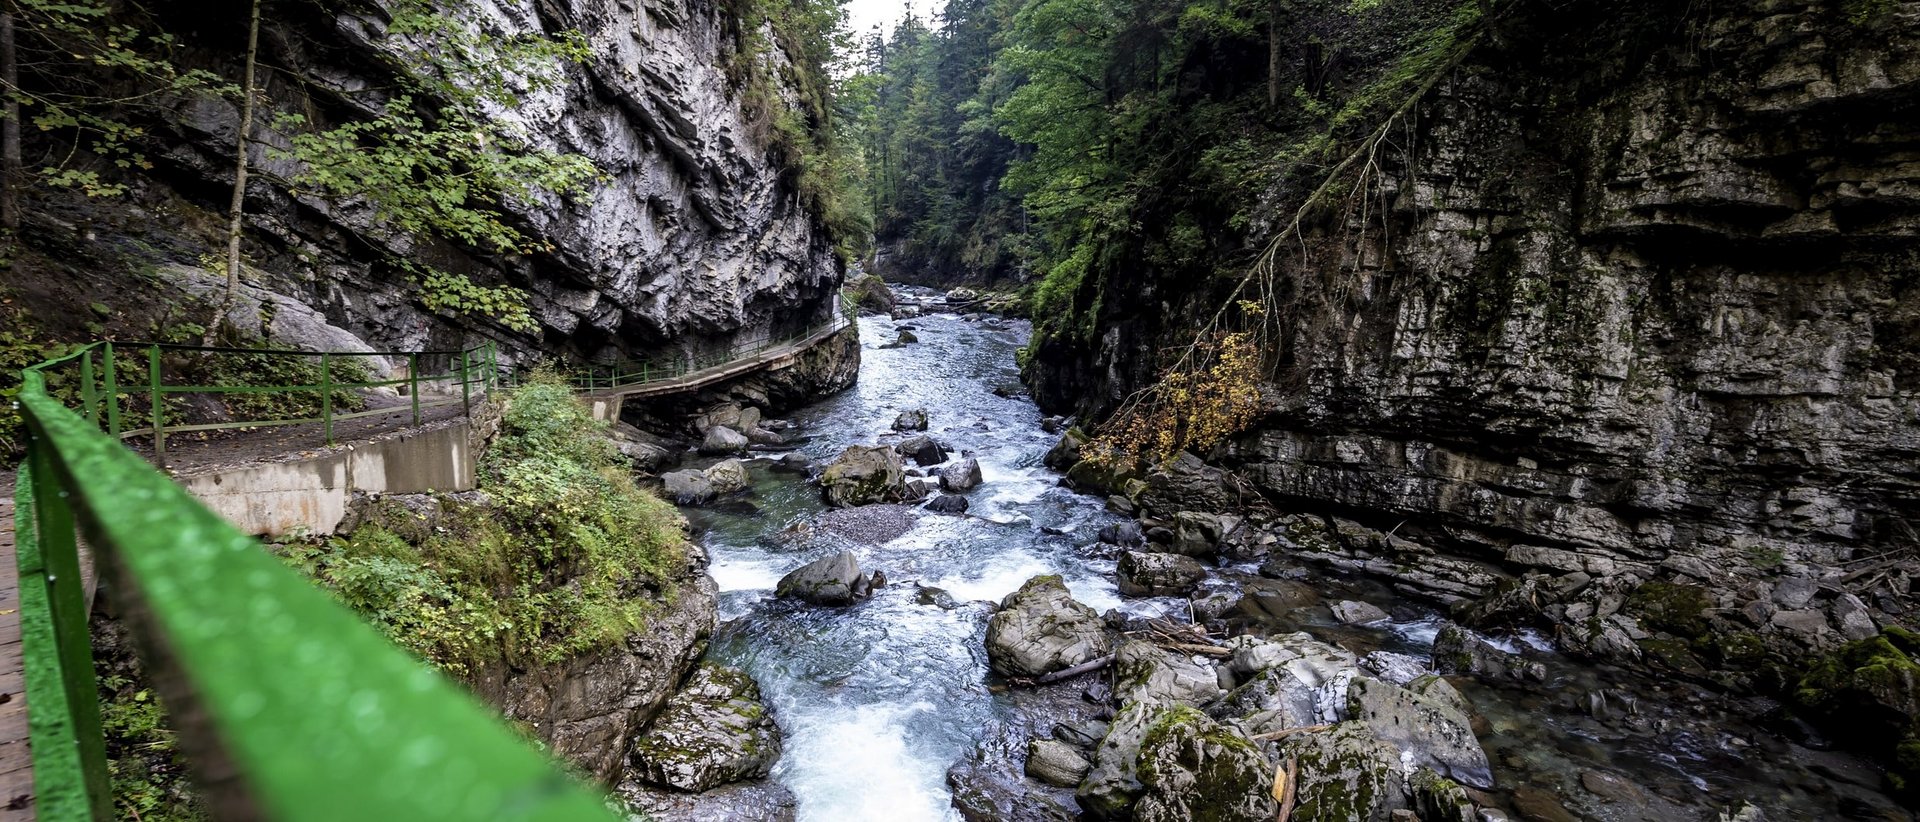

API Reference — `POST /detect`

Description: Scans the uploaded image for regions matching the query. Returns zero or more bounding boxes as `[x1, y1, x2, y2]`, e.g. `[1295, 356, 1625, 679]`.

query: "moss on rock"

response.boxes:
[1625, 580, 1712, 639]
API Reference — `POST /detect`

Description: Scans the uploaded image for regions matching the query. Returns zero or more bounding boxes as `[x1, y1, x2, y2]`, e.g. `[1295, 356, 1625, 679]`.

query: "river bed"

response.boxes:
[676, 310, 1905, 822]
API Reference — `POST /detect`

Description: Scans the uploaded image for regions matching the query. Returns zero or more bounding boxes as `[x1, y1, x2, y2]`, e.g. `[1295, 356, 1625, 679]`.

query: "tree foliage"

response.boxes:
[855, 0, 1492, 464]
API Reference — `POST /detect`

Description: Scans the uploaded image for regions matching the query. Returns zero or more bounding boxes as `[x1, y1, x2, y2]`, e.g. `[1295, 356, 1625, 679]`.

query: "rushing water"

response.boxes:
[676, 308, 1907, 822]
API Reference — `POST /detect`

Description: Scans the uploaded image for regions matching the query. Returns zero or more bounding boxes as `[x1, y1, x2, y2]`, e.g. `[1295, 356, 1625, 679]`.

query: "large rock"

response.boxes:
[775, 552, 864, 606]
[699, 425, 750, 455]
[925, 494, 970, 515]
[1131, 707, 1276, 822]
[819, 445, 908, 507]
[1025, 738, 1092, 788]
[938, 457, 984, 492]
[1076, 700, 1160, 818]
[618, 780, 797, 822]
[704, 459, 751, 496]
[1346, 676, 1492, 789]
[471, 549, 720, 783]
[660, 460, 750, 505]
[608, 422, 680, 472]
[892, 408, 930, 431]
[985, 575, 1113, 679]
[1169, 511, 1238, 557]
[629, 663, 782, 792]
[895, 434, 948, 466]
[1113, 640, 1224, 707]
[660, 469, 717, 505]
[1044, 428, 1087, 470]
[1115, 551, 1206, 597]
[1432, 624, 1547, 683]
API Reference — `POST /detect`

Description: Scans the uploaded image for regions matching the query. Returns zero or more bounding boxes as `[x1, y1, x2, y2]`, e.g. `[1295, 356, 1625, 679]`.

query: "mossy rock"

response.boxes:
[1131, 706, 1275, 822]
[1625, 581, 1712, 639]
[1796, 629, 1920, 798]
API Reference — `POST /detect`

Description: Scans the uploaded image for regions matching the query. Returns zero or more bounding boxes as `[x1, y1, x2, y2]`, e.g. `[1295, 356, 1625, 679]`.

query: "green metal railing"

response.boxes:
[554, 310, 849, 392]
[13, 344, 620, 821]
[25, 340, 499, 467]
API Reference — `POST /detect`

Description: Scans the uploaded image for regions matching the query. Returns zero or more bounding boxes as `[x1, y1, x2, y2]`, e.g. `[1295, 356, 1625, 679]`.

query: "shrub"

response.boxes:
[282, 372, 687, 674]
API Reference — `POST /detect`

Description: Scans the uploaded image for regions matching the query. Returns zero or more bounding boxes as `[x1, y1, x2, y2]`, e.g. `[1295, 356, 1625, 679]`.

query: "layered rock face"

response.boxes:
[1031, 2, 1920, 649]
[143, 0, 843, 364]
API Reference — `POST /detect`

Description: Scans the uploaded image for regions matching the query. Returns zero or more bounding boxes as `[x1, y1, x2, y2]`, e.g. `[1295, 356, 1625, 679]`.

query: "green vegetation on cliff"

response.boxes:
[281, 374, 688, 675]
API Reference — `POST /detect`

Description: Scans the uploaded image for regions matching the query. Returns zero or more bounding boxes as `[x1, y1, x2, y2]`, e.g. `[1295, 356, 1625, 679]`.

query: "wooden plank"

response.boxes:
[0, 494, 32, 821]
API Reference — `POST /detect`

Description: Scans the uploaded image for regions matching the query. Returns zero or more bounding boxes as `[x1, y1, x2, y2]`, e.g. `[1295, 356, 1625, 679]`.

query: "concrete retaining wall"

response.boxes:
[179, 421, 476, 537]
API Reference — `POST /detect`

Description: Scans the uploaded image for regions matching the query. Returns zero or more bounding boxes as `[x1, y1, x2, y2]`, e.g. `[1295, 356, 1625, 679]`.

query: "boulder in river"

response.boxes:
[776, 551, 864, 606]
[700, 425, 751, 455]
[1432, 623, 1547, 682]
[1331, 599, 1391, 625]
[619, 780, 797, 822]
[819, 445, 908, 507]
[939, 457, 984, 492]
[892, 408, 930, 431]
[660, 469, 717, 505]
[745, 426, 787, 446]
[1025, 738, 1092, 788]
[1130, 706, 1276, 822]
[629, 663, 782, 792]
[772, 453, 813, 475]
[661, 460, 751, 505]
[1113, 640, 1224, 706]
[1169, 511, 1239, 557]
[895, 434, 949, 466]
[1347, 675, 1493, 789]
[985, 575, 1113, 678]
[925, 494, 970, 515]
[1115, 551, 1206, 598]
[705, 459, 751, 496]
[1044, 428, 1086, 470]
[1098, 520, 1146, 547]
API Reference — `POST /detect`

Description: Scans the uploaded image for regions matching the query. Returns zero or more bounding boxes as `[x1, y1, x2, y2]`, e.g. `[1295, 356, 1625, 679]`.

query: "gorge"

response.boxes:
[0, 0, 1917, 820]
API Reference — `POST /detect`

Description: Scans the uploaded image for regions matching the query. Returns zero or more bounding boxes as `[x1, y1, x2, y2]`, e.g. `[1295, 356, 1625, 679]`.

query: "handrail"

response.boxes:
[547, 309, 850, 394]
[13, 370, 624, 821]
[24, 339, 500, 468]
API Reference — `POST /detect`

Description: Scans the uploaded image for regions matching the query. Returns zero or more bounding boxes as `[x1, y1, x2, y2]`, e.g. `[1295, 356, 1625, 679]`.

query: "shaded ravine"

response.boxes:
[676, 310, 1899, 821]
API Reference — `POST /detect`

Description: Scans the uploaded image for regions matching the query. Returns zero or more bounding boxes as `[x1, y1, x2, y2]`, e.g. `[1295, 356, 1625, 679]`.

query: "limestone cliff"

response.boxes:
[1030, 0, 1920, 668]
[6, 0, 848, 375]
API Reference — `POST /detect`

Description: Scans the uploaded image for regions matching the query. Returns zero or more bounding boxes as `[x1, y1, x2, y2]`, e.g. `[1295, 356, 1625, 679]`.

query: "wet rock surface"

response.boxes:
[775, 551, 864, 606]
[629, 663, 782, 792]
[986, 575, 1114, 678]
[819, 444, 910, 507]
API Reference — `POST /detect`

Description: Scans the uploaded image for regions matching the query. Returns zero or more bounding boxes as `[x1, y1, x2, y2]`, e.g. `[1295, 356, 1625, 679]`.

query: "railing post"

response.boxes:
[78, 348, 98, 424]
[103, 341, 120, 438]
[321, 352, 334, 446]
[409, 352, 421, 426]
[148, 344, 165, 468]
[17, 444, 113, 818]
[459, 348, 471, 416]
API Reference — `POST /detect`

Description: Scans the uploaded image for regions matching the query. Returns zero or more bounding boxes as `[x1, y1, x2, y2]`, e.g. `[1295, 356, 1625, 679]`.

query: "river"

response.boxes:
[676, 309, 1902, 821]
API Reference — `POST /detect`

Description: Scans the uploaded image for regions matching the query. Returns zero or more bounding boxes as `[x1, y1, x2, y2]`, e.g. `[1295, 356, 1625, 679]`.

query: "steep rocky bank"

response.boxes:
[3, 0, 845, 371]
[1030, 2, 1920, 666]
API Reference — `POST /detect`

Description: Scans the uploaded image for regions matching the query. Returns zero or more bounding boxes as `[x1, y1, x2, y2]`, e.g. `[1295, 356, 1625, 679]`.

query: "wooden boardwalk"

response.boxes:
[0, 492, 31, 820]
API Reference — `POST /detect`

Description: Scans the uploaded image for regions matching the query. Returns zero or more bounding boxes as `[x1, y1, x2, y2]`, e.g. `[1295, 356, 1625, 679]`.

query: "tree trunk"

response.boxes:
[1268, 0, 1283, 107]
[2, 5, 21, 233]
[206, 0, 263, 346]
